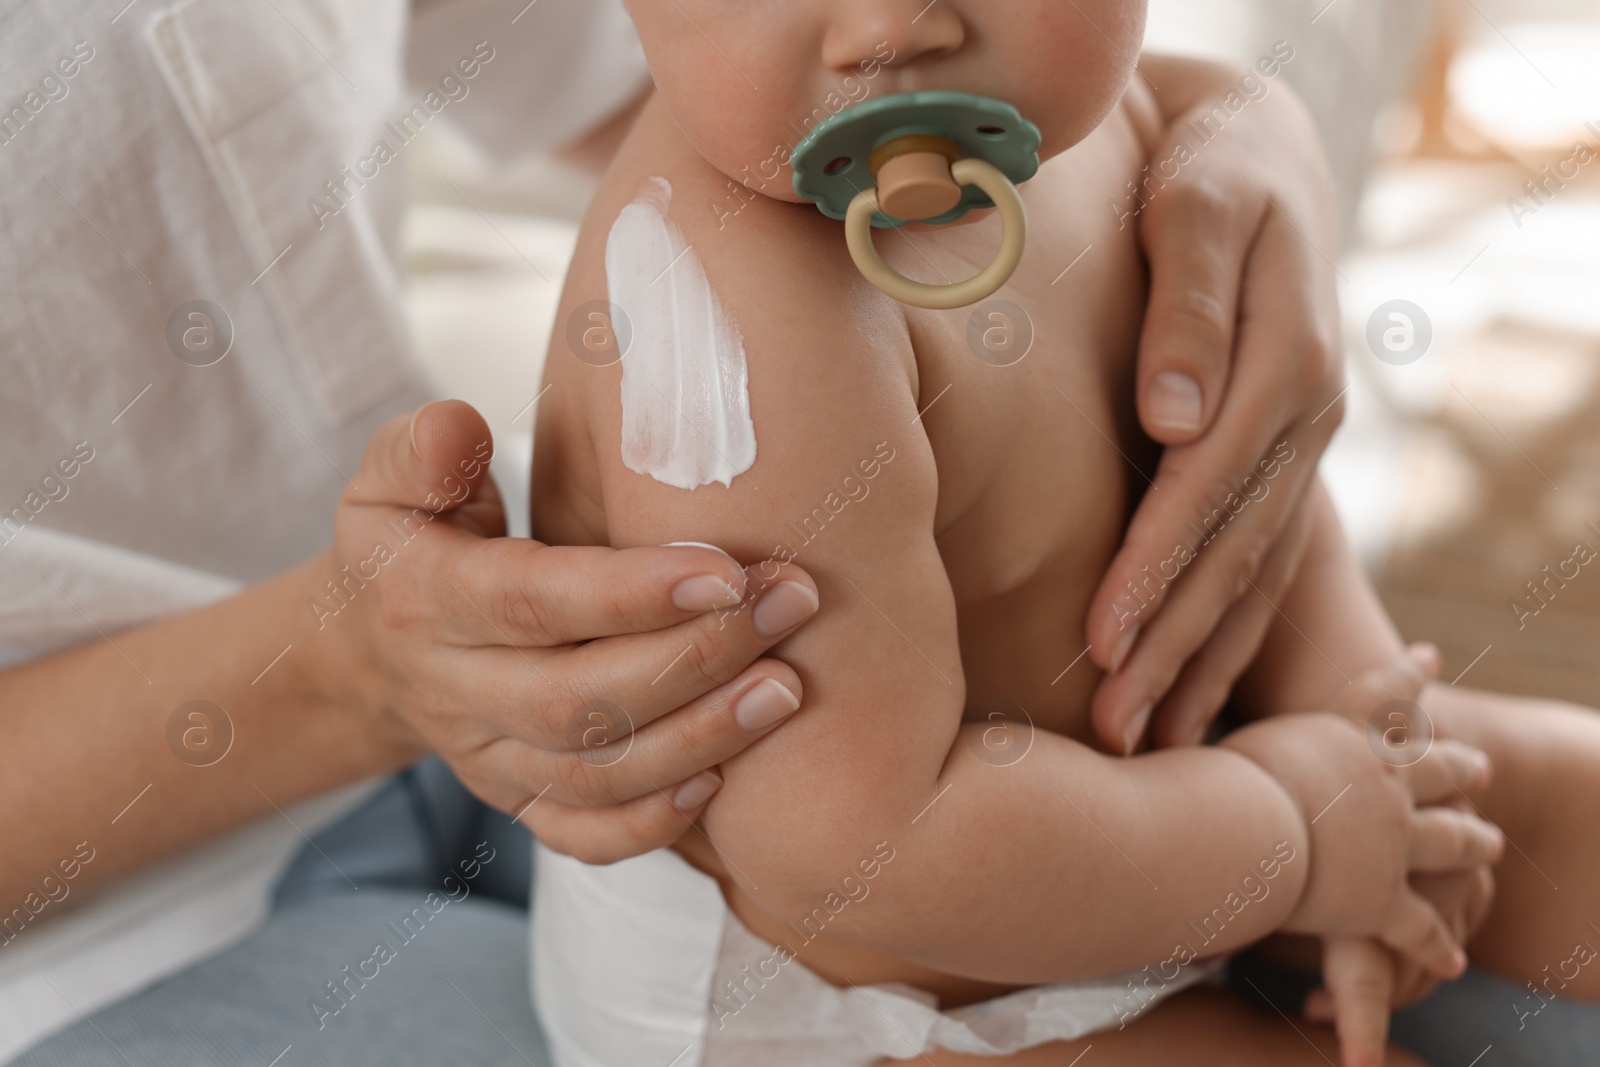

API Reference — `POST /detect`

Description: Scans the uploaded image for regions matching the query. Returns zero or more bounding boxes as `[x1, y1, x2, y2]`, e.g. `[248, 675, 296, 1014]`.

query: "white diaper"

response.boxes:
[531, 845, 1223, 1067]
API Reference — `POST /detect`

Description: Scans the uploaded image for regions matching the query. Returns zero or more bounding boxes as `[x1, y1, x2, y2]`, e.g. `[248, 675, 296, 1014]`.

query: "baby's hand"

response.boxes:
[1245, 648, 1501, 1067]
[1222, 700, 1501, 978]
[1307, 867, 1497, 1067]
[1313, 936, 1397, 1067]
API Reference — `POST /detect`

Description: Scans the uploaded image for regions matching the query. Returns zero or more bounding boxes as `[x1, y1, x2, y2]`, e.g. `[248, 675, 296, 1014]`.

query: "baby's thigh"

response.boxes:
[903, 988, 1429, 1066]
[1421, 684, 1600, 993]
[1420, 683, 1600, 835]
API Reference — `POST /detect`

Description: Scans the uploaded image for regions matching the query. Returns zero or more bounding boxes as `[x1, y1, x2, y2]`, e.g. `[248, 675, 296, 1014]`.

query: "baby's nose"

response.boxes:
[820, 0, 965, 73]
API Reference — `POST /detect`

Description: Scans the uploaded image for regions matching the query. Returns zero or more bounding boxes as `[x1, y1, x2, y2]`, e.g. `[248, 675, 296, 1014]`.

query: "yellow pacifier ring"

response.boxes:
[845, 158, 1027, 311]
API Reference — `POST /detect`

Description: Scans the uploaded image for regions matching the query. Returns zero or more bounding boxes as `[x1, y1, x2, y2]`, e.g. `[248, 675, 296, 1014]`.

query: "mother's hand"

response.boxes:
[1088, 59, 1346, 752]
[330, 401, 818, 864]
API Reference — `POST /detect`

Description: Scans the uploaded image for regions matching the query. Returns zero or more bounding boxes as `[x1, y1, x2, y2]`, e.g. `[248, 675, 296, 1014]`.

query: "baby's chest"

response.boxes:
[926, 333, 1151, 741]
[903, 225, 1155, 737]
[908, 215, 1154, 590]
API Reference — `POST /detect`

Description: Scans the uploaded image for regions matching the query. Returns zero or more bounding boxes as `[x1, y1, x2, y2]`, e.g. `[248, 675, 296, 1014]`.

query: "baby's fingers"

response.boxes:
[1311, 937, 1395, 1067]
[1379, 891, 1469, 980]
[1403, 739, 1493, 804]
[1332, 643, 1439, 726]
[1408, 808, 1504, 872]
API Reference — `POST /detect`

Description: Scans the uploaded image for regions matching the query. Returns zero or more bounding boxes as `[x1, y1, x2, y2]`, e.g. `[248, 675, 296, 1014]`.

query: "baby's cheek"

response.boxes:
[695, 132, 813, 206]
[998, 6, 1143, 144]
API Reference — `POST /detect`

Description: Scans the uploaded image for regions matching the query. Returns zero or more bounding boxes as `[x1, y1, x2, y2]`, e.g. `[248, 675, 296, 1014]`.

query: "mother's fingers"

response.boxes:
[1088, 210, 1336, 659]
[516, 773, 722, 865]
[549, 565, 818, 732]
[440, 539, 755, 648]
[478, 659, 804, 808]
[343, 400, 496, 516]
[1135, 178, 1264, 443]
[444, 564, 818, 752]
[1144, 492, 1314, 748]
[1088, 458, 1315, 753]
[1087, 208, 1348, 729]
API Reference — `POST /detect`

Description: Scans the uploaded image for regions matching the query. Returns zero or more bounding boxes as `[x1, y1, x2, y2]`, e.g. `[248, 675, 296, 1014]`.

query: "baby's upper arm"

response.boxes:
[581, 186, 967, 912]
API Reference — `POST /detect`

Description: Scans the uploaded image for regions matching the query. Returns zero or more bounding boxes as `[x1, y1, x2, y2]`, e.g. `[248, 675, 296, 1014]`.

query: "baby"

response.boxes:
[528, 3, 1600, 1065]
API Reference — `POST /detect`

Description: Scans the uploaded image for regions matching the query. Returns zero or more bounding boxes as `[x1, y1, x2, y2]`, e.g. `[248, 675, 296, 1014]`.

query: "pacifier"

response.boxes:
[791, 91, 1040, 310]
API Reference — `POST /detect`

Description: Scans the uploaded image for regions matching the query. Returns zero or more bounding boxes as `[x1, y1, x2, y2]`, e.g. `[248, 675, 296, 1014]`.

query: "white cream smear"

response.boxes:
[606, 177, 757, 490]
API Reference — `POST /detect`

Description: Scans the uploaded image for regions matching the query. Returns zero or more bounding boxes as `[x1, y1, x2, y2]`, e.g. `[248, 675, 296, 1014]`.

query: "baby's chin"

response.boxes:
[688, 141, 810, 205]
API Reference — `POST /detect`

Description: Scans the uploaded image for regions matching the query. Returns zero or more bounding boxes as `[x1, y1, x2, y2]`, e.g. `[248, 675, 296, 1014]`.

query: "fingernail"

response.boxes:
[665, 541, 739, 561]
[753, 581, 819, 638]
[1122, 701, 1152, 756]
[671, 575, 744, 612]
[1147, 372, 1203, 433]
[672, 770, 723, 812]
[735, 677, 801, 733]
[408, 402, 437, 455]
[1110, 624, 1140, 673]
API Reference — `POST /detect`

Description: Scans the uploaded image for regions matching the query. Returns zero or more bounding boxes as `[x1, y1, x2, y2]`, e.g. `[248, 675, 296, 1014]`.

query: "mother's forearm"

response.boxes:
[0, 551, 418, 907]
[710, 727, 1309, 986]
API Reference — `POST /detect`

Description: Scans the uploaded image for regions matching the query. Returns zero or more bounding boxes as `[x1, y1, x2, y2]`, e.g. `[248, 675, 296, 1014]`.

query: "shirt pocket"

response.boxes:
[146, 0, 424, 424]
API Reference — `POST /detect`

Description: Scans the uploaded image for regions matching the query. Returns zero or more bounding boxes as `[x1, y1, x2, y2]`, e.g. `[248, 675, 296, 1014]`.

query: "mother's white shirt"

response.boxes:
[0, 0, 646, 1059]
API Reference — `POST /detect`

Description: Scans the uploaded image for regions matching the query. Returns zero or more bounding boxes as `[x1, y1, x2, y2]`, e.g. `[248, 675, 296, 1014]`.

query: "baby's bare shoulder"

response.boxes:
[587, 96, 920, 394]
[543, 96, 935, 547]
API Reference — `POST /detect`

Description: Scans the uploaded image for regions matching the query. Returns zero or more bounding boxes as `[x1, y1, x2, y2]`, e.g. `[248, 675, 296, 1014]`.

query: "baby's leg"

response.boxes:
[907, 988, 1428, 1066]
[1418, 683, 1600, 1002]
[1240, 483, 1600, 1003]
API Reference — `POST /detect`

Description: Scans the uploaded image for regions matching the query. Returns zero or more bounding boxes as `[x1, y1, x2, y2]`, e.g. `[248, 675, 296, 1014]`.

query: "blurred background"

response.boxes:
[402, 0, 1600, 707]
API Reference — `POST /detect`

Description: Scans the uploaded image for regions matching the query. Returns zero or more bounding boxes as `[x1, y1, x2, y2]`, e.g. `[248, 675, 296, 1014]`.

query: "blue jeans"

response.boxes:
[1231, 939, 1600, 1066]
[17, 759, 1600, 1066]
[15, 760, 547, 1067]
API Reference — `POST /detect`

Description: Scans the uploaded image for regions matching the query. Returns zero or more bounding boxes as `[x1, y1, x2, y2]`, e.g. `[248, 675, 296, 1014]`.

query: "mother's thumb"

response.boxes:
[346, 400, 495, 513]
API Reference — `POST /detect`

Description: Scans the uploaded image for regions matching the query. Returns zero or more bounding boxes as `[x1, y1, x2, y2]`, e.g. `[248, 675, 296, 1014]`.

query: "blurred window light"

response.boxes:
[1449, 22, 1600, 151]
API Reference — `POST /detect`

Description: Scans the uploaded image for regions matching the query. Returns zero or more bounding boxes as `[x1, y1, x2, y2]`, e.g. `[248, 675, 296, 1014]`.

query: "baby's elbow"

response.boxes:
[747, 835, 904, 936]
[707, 801, 906, 925]
[701, 708, 962, 940]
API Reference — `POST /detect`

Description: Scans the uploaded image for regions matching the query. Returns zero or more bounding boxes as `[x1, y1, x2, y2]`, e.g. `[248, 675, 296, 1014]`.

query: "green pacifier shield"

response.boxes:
[791, 91, 1041, 229]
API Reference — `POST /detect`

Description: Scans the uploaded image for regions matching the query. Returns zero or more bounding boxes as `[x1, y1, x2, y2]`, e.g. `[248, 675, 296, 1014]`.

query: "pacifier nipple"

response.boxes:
[872, 136, 964, 222]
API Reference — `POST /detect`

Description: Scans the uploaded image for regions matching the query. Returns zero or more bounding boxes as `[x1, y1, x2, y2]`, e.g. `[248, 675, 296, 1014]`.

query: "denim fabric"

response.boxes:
[1231, 947, 1600, 1066]
[15, 761, 545, 1067]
